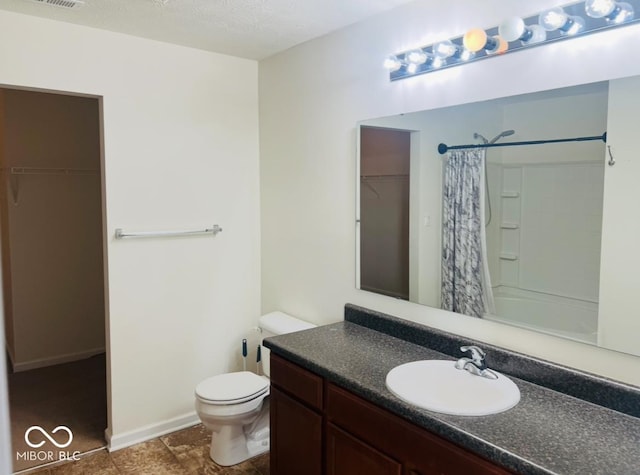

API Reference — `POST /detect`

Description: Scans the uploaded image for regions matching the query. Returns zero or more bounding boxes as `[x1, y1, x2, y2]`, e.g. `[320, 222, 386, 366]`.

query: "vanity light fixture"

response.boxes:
[385, 0, 640, 81]
[385, 48, 446, 73]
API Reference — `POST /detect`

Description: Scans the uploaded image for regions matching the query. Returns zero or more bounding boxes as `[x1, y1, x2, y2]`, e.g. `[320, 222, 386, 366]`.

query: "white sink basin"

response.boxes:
[386, 360, 520, 416]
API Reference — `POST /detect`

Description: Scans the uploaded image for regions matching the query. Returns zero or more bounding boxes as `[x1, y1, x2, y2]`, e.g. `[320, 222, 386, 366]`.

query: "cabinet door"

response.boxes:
[327, 383, 511, 475]
[327, 423, 402, 475]
[270, 385, 322, 475]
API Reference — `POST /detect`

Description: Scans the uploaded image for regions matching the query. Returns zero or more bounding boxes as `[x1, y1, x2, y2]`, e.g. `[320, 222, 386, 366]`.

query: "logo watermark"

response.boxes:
[25, 426, 73, 448]
[16, 425, 80, 463]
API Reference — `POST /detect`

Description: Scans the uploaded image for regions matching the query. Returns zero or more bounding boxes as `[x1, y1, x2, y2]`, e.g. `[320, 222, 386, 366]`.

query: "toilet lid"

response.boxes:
[196, 371, 269, 404]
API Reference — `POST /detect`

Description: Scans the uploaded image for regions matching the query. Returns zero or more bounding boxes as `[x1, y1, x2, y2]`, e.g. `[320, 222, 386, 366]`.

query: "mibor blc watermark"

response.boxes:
[16, 425, 81, 463]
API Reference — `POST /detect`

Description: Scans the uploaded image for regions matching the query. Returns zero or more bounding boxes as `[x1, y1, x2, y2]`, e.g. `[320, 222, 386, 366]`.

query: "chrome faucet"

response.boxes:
[455, 345, 498, 380]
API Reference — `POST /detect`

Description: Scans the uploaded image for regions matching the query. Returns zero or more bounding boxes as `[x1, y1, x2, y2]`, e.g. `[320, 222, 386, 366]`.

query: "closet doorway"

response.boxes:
[359, 126, 411, 300]
[0, 87, 107, 472]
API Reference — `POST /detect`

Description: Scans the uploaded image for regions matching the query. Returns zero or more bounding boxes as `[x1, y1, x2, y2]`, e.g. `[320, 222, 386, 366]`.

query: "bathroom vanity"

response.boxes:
[270, 354, 509, 474]
[264, 304, 640, 475]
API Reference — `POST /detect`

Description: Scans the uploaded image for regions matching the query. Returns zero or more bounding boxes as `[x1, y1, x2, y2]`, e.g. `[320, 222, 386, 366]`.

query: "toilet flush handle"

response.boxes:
[256, 346, 262, 375]
[242, 339, 248, 371]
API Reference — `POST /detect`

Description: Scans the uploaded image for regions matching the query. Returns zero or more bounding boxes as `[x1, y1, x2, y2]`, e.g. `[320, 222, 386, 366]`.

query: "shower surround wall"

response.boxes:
[484, 87, 607, 341]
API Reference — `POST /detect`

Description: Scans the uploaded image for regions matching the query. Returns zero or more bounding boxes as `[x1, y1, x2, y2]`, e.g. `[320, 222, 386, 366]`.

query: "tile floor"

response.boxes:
[20, 424, 269, 475]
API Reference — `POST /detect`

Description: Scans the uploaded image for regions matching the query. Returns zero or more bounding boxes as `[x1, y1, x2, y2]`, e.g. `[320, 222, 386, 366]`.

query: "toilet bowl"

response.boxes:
[195, 312, 315, 466]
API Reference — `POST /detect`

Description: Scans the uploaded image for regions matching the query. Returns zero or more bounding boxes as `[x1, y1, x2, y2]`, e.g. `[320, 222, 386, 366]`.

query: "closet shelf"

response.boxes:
[1, 167, 99, 206]
[6, 167, 99, 176]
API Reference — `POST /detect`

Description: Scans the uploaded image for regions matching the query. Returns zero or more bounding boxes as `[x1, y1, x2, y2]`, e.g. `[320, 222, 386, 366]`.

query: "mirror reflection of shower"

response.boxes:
[474, 130, 516, 226]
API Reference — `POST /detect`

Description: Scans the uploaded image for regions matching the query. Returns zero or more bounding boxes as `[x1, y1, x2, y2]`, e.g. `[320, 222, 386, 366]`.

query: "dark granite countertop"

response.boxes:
[264, 319, 640, 475]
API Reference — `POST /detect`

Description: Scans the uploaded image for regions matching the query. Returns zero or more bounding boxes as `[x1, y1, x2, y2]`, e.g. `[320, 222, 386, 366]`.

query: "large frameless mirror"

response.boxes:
[356, 74, 640, 357]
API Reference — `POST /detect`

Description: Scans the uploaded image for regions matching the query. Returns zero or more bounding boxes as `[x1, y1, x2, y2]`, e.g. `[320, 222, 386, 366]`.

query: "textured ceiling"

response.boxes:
[0, 0, 417, 59]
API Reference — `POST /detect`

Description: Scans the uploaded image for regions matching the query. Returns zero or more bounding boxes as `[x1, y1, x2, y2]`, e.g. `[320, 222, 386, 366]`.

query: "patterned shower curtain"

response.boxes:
[441, 148, 494, 318]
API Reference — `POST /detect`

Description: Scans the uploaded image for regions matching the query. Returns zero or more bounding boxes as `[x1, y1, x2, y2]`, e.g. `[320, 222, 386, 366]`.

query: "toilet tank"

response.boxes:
[259, 311, 315, 377]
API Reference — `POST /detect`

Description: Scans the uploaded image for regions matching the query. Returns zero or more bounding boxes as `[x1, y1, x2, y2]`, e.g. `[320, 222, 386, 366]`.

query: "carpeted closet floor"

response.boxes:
[7, 353, 107, 473]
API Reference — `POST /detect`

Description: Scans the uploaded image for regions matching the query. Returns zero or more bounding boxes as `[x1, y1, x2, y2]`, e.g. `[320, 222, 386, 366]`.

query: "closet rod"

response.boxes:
[437, 132, 607, 155]
[115, 225, 223, 239]
[7, 167, 99, 175]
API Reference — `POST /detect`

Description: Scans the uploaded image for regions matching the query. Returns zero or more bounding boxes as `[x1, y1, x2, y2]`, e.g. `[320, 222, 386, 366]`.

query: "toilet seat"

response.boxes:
[196, 371, 269, 405]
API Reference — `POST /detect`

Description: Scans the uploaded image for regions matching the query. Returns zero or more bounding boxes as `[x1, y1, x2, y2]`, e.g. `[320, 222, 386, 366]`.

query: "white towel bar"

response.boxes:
[115, 225, 222, 239]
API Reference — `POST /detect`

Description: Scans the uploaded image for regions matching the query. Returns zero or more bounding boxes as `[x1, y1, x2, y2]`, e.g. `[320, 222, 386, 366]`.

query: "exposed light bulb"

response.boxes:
[564, 16, 585, 35]
[485, 36, 508, 55]
[608, 2, 635, 23]
[499, 17, 547, 45]
[539, 7, 585, 35]
[406, 62, 418, 74]
[539, 7, 569, 31]
[433, 40, 476, 63]
[587, 0, 635, 23]
[432, 57, 444, 69]
[406, 49, 427, 64]
[383, 55, 402, 72]
[463, 28, 488, 52]
[433, 40, 458, 59]
[521, 25, 547, 45]
[499, 17, 527, 42]
[460, 48, 475, 61]
[585, 0, 617, 17]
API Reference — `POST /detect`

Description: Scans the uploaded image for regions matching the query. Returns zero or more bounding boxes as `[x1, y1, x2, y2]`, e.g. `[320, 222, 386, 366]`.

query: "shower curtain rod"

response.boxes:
[437, 132, 607, 155]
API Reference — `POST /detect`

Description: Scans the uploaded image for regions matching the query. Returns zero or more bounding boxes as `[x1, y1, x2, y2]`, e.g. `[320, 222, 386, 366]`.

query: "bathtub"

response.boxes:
[484, 287, 598, 345]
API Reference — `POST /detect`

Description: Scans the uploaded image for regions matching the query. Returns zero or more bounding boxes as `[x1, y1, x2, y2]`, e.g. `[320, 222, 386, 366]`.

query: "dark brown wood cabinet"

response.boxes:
[326, 423, 402, 475]
[270, 386, 322, 475]
[270, 355, 323, 475]
[269, 353, 512, 475]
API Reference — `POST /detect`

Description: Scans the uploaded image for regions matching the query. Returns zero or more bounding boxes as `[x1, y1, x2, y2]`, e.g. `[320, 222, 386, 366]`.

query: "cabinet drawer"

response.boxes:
[326, 383, 512, 475]
[270, 354, 323, 410]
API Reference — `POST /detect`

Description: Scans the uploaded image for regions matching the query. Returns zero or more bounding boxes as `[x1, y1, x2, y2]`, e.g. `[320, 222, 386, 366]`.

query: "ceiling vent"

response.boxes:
[30, 0, 85, 9]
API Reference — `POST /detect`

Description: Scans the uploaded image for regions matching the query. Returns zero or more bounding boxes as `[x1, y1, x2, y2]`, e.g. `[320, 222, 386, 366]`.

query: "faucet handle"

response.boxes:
[460, 345, 486, 366]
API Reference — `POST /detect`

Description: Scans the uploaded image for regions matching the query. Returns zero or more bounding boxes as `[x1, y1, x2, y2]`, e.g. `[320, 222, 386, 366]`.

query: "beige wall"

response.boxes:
[0, 9, 260, 445]
[1, 89, 104, 370]
[260, 0, 640, 386]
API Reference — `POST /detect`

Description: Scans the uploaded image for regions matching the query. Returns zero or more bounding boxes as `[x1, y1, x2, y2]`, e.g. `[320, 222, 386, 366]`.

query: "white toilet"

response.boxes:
[195, 311, 315, 466]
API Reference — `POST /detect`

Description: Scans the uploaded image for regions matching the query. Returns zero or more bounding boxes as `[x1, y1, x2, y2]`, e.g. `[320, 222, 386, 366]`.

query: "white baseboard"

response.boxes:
[12, 347, 105, 372]
[106, 412, 201, 452]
